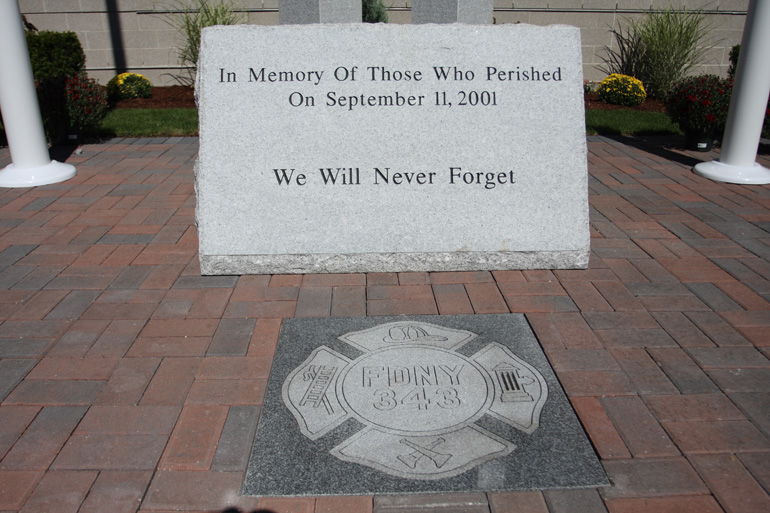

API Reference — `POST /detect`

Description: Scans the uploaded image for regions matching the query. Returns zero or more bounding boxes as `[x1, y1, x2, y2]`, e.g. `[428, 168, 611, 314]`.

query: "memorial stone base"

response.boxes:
[244, 314, 608, 496]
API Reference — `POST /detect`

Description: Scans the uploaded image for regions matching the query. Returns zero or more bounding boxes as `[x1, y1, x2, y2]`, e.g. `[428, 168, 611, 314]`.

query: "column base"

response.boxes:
[0, 160, 76, 188]
[694, 160, 770, 185]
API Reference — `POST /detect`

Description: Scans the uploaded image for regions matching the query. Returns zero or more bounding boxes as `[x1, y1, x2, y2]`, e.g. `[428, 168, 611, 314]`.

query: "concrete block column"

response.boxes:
[412, 0, 493, 24]
[0, 0, 76, 188]
[280, 0, 362, 24]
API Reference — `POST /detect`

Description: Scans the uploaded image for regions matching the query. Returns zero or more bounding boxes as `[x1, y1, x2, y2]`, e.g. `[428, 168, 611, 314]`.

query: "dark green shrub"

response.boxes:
[26, 31, 87, 142]
[726, 44, 770, 136]
[363, 0, 388, 23]
[65, 73, 109, 136]
[107, 73, 153, 100]
[34, 78, 67, 138]
[26, 31, 85, 82]
[727, 44, 740, 79]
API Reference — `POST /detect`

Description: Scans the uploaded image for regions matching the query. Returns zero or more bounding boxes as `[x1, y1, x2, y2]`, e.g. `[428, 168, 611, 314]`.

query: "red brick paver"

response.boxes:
[0, 136, 769, 512]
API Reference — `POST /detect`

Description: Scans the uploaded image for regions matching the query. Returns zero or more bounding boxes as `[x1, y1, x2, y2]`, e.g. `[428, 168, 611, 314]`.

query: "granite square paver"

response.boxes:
[245, 314, 608, 495]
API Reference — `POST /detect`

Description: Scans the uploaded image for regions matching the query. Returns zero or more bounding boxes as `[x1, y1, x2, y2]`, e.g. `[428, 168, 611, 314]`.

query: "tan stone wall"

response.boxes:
[19, 0, 748, 86]
[490, 0, 749, 82]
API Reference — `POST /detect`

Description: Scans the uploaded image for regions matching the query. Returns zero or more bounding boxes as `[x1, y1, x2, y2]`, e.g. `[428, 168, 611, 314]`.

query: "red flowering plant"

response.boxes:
[64, 72, 108, 136]
[665, 74, 732, 137]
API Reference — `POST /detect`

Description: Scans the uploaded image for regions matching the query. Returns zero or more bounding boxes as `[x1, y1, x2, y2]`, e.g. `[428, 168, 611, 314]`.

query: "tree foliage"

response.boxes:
[363, 0, 388, 23]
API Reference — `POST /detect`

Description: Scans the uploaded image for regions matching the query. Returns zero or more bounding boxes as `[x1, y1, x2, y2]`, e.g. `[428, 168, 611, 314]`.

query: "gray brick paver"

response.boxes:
[1, 138, 769, 512]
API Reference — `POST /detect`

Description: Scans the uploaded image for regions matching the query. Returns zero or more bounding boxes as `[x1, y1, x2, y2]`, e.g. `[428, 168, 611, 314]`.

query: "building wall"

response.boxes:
[19, 0, 749, 86]
[492, 0, 748, 82]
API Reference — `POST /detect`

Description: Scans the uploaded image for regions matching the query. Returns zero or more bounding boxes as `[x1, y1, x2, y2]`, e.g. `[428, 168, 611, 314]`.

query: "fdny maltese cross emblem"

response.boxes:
[282, 321, 548, 480]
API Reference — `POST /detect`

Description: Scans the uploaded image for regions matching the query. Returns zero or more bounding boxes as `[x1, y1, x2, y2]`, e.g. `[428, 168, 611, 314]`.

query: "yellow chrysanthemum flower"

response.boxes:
[596, 74, 646, 107]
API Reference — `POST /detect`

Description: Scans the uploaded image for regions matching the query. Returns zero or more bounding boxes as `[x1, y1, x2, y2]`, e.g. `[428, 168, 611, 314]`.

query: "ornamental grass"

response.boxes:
[602, 7, 715, 99]
[161, 0, 245, 85]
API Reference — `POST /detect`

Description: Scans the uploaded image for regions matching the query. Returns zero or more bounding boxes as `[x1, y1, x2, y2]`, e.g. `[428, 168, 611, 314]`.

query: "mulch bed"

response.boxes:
[114, 87, 666, 113]
[112, 86, 196, 109]
[585, 92, 666, 113]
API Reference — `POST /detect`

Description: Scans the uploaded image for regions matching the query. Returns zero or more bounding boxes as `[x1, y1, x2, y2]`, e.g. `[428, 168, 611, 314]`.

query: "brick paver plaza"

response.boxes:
[0, 136, 768, 512]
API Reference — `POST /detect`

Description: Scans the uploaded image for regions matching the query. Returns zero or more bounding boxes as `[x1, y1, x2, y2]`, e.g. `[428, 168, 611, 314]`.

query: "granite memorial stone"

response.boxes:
[245, 315, 608, 495]
[196, 24, 589, 274]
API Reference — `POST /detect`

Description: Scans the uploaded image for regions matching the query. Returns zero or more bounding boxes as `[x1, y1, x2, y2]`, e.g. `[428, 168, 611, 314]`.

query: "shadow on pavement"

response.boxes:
[49, 143, 79, 163]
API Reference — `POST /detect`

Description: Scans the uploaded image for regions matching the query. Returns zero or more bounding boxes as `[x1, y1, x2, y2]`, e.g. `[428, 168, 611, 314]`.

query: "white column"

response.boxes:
[280, 0, 362, 24]
[0, 0, 75, 188]
[412, 0, 493, 24]
[694, 0, 770, 185]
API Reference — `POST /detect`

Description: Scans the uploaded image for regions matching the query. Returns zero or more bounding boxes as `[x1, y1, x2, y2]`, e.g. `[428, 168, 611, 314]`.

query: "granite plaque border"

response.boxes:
[244, 314, 608, 496]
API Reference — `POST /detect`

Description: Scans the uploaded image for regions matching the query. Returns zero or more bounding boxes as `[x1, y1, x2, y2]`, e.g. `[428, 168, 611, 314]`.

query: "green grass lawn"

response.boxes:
[585, 109, 681, 136]
[98, 108, 199, 137]
[96, 106, 680, 139]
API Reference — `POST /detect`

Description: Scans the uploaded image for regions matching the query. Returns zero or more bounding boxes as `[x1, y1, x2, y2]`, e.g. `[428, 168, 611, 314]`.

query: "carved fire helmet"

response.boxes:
[382, 324, 449, 343]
